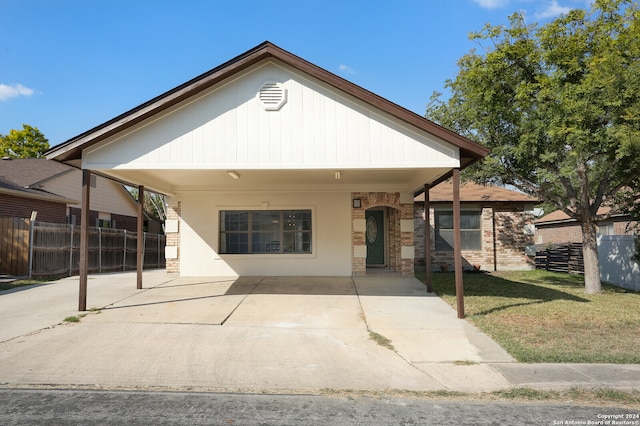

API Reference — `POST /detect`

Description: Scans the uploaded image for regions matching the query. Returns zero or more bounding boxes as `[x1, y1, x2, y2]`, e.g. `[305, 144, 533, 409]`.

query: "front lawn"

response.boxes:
[416, 270, 640, 363]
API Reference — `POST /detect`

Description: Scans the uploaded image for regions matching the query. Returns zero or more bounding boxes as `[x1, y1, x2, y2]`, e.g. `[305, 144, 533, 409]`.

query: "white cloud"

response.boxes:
[0, 83, 35, 101]
[473, 0, 510, 9]
[473, 0, 578, 18]
[533, 0, 573, 19]
[338, 64, 355, 74]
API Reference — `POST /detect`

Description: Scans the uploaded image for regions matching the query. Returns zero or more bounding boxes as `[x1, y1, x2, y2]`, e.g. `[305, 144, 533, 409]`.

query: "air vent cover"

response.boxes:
[259, 82, 287, 111]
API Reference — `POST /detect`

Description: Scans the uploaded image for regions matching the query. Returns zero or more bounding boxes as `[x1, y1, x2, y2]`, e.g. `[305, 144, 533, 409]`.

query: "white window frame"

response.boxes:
[219, 209, 313, 255]
[434, 209, 482, 251]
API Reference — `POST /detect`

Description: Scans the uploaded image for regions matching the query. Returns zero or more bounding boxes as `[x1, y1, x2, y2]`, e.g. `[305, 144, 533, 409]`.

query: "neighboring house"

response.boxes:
[535, 208, 639, 291]
[46, 41, 489, 278]
[0, 158, 161, 233]
[0, 174, 73, 222]
[535, 208, 637, 244]
[414, 182, 538, 272]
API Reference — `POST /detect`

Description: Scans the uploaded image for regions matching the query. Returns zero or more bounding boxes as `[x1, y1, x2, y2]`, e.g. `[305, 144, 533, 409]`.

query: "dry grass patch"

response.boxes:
[369, 331, 395, 351]
[0, 279, 52, 292]
[417, 270, 640, 363]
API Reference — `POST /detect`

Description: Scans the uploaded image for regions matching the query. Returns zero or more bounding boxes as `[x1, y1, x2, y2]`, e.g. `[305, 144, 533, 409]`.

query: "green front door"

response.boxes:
[366, 210, 385, 266]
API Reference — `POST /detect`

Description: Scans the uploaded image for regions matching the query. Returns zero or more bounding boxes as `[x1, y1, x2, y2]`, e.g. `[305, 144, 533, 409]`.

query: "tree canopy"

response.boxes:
[0, 124, 50, 158]
[128, 187, 167, 230]
[426, 0, 640, 293]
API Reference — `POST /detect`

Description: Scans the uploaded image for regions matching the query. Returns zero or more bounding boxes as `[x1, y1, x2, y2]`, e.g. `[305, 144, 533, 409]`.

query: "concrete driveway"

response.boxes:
[0, 271, 514, 392]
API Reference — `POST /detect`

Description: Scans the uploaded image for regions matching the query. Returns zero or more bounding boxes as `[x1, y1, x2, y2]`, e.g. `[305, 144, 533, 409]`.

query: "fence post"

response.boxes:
[98, 227, 102, 274]
[143, 232, 147, 270]
[69, 224, 74, 276]
[123, 230, 127, 271]
[545, 248, 549, 271]
[27, 218, 35, 278]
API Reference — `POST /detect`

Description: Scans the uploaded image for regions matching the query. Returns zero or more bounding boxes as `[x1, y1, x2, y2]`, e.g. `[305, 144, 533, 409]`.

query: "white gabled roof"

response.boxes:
[46, 42, 489, 194]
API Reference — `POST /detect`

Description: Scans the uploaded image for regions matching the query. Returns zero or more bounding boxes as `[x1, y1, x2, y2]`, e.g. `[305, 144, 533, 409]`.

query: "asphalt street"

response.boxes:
[0, 388, 637, 426]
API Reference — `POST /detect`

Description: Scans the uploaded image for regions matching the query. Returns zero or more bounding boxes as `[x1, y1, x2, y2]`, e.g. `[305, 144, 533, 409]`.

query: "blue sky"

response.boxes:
[1, 0, 591, 147]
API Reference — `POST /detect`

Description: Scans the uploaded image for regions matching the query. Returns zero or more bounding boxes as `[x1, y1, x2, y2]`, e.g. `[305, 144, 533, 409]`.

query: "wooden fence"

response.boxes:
[535, 242, 584, 274]
[1, 219, 165, 278]
[0, 217, 30, 276]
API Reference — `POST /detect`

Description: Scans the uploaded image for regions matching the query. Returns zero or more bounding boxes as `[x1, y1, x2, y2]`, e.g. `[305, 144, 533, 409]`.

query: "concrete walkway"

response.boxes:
[0, 271, 637, 393]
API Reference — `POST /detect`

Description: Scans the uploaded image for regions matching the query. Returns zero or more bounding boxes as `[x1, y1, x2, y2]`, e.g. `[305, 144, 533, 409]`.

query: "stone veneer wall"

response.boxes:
[165, 201, 181, 274]
[494, 207, 535, 270]
[352, 192, 414, 277]
[414, 202, 535, 271]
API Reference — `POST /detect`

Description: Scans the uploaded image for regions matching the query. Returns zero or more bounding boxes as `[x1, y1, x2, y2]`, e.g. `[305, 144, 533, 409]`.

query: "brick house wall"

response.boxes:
[535, 223, 583, 244]
[0, 193, 67, 223]
[614, 220, 638, 235]
[494, 205, 536, 269]
[414, 202, 535, 271]
[535, 218, 638, 245]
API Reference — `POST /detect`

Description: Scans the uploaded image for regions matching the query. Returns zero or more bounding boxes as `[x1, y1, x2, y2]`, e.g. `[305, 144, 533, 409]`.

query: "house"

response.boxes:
[535, 208, 637, 244]
[535, 208, 639, 291]
[0, 158, 161, 233]
[414, 181, 538, 272]
[45, 41, 489, 281]
[0, 173, 72, 223]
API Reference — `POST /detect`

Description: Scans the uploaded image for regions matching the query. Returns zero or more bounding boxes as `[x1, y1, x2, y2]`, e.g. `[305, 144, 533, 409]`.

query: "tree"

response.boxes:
[426, 0, 640, 293]
[621, 194, 640, 263]
[0, 124, 50, 158]
[128, 187, 167, 231]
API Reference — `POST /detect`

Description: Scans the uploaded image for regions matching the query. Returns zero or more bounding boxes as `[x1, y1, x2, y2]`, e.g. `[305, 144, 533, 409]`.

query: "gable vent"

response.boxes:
[259, 82, 287, 111]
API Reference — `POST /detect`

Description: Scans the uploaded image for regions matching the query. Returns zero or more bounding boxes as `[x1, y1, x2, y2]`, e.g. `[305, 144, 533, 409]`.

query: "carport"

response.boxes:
[45, 41, 489, 317]
[0, 270, 514, 391]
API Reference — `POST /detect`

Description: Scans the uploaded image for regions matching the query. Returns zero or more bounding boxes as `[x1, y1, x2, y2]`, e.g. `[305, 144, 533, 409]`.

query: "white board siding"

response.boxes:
[40, 169, 137, 216]
[84, 62, 458, 171]
[179, 191, 352, 276]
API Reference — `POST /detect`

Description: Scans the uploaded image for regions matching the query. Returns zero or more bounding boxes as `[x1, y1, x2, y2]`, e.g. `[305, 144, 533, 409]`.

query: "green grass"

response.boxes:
[62, 308, 101, 324]
[0, 279, 52, 292]
[416, 270, 640, 363]
[369, 331, 395, 351]
[492, 387, 640, 407]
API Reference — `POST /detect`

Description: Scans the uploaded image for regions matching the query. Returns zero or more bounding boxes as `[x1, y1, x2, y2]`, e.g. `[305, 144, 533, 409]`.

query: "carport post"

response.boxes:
[453, 168, 465, 318]
[423, 183, 433, 292]
[136, 185, 144, 289]
[79, 169, 91, 312]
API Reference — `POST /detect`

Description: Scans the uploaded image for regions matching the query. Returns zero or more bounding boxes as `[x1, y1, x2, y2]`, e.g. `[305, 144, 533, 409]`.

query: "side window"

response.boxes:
[435, 210, 481, 251]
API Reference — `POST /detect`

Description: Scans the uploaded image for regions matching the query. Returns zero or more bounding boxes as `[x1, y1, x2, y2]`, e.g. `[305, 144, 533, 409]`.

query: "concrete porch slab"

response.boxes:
[415, 363, 511, 392]
[0, 321, 444, 391]
[223, 277, 364, 330]
[0, 271, 524, 393]
[353, 276, 515, 364]
[84, 277, 263, 325]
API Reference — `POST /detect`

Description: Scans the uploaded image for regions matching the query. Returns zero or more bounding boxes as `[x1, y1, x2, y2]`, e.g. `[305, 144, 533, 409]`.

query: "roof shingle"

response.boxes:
[0, 158, 71, 187]
[415, 181, 537, 203]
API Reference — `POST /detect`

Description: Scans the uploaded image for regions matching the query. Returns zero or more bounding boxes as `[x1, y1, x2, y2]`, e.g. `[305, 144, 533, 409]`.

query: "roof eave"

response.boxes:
[0, 187, 77, 204]
[46, 41, 490, 165]
[46, 42, 277, 162]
